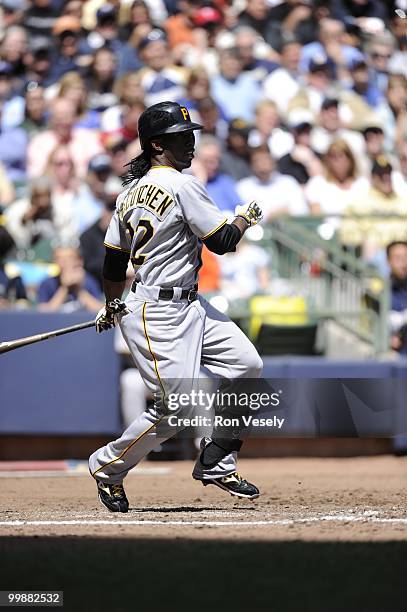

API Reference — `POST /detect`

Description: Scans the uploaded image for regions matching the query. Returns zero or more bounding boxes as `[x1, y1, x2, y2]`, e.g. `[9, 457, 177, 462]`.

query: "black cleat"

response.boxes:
[97, 481, 129, 513]
[197, 472, 260, 499]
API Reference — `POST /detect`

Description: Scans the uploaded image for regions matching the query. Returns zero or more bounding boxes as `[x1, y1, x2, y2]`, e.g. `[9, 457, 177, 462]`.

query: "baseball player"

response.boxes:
[89, 101, 263, 513]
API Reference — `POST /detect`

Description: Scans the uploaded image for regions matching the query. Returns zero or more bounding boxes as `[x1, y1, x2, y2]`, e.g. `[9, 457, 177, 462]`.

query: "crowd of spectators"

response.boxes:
[0, 0, 406, 345]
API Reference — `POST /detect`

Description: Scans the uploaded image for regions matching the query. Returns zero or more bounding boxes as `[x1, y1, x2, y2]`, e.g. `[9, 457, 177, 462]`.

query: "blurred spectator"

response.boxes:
[388, 11, 407, 77]
[72, 153, 113, 233]
[219, 119, 252, 181]
[300, 17, 364, 79]
[340, 156, 407, 258]
[103, 99, 145, 146]
[0, 1, 26, 28]
[4, 177, 78, 259]
[237, 0, 277, 47]
[165, 0, 199, 50]
[311, 97, 365, 157]
[348, 57, 383, 109]
[237, 144, 307, 221]
[268, 0, 324, 48]
[104, 135, 129, 178]
[196, 96, 228, 140]
[330, 0, 387, 22]
[23, 36, 53, 88]
[278, 108, 323, 184]
[58, 72, 100, 130]
[234, 26, 279, 83]
[85, 47, 118, 112]
[37, 246, 102, 312]
[305, 139, 368, 216]
[393, 140, 407, 197]
[248, 100, 293, 160]
[288, 53, 334, 116]
[100, 72, 144, 132]
[0, 26, 29, 89]
[387, 240, 407, 355]
[45, 144, 78, 211]
[221, 236, 271, 300]
[24, 0, 58, 39]
[0, 160, 14, 207]
[366, 30, 395, 94]
[0, 99, 27, 185]
[120, 0, 157, 43]
[359, 121, 387, 176]
[262, 36, 301, 115]
[177, 66, 212, 112]
[0, 224, 27, 308]
[27, 97, 103, 179]
[19, 81, 47, 136]
[376, 73, 407, 151]
[211, 48, 261, 122]
[193, 135, 240, 214]
[198, 245, 221, 293]
[80, 175, 121, 288]
[0, 60, 24, 129]
[49, 15, 86, 83]
[136, 28, 187, 106]
[81, 3, 124, 56]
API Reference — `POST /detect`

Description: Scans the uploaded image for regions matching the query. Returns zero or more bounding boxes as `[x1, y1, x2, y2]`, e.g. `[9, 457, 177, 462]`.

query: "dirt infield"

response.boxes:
[1, 457, 407, 611]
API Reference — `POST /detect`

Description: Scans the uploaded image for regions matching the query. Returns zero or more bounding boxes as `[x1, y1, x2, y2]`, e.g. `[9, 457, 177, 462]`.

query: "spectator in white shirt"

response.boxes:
[262, 36, 302, 116]
[248, 100, 294, 160]
[311, 97, 365, 158]
[237, 144, 307, 221]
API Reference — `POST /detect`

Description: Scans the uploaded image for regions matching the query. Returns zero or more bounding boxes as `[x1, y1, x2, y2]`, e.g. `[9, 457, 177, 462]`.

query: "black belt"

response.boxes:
[131, 280, 198, 302]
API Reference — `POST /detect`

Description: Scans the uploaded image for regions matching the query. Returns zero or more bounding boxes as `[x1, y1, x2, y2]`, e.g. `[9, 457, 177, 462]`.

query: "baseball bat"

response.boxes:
[0, 320, 95, 355]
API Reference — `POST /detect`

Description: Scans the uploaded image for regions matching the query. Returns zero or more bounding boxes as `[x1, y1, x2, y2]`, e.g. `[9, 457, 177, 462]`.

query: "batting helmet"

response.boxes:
[138, 101, 203, 150]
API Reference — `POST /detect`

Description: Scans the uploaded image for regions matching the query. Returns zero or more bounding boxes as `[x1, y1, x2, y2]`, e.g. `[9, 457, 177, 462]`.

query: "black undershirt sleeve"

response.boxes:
[203, 223, 242, 255]
[103, 246, 130, 282]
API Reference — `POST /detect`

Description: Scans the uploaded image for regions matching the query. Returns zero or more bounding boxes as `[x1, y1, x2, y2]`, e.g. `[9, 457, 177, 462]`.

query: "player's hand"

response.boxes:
[235, 201, 263, 226]
[95, 299, 129, 333]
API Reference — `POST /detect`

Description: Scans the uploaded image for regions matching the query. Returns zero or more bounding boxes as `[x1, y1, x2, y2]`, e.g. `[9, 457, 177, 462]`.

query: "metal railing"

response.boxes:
[255, 216, 392, 355]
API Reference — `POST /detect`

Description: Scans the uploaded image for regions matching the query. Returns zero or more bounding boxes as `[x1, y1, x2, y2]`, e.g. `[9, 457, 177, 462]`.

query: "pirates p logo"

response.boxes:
[180, 107, 189, 121]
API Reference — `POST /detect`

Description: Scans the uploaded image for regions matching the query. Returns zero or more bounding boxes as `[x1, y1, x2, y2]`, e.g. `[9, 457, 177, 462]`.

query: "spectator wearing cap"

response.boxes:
[58, 72, 100, 130]
[0, 225, 27, 308]
[0, 0, 26, 28]
[192, 135, 240, 215]
[19, 81, 47, 136]
[79, 175, 121, 289]
[0, 60, 25, 130]
[340, 156, 407, 260]
[37, 246, 102, 312]
[278, 108, 322, 185]
[27, 97, 103, 180]
[71, 153, 114, 233]
[311, 97, 365, 158]
[4, 176, 78, 259]
[288, 53, 335, 117]
[85, 47, 118, 112]
[211, 48, 261, 123]
[0, 99, 27, 185]
[48, 15, 85, 83]
[262, 36, 301, 116]
[248, 100, 293, 160]
[376, 74, 407, 152]
[358, 121, 394, 177]
[237, 144, 307, 221]
[299, 18, 364, 80]
[234, 26, 279, 83]
[136, 29, 187, 106]
[24, 0, 58, 39]
[348, 57, 383, 109]
[24, 37, 53, 89]
[305, 139, 368, 218]
[219, 119, 252, 181]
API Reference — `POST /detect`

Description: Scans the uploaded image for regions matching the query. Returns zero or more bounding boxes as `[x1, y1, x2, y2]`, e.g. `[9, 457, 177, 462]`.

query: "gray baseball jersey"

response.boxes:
[104, 166, 228, 288]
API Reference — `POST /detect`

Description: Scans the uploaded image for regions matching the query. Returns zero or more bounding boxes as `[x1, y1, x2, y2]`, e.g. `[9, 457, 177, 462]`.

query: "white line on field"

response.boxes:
[1, 515, 407, 527]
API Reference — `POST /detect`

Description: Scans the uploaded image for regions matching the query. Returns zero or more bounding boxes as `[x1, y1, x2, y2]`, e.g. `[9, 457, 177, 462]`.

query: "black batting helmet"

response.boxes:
[138, 101, 203, 150]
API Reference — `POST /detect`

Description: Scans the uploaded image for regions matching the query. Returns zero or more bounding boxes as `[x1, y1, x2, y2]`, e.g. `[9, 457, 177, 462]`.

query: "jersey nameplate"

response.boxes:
[119, 183, 175, 222]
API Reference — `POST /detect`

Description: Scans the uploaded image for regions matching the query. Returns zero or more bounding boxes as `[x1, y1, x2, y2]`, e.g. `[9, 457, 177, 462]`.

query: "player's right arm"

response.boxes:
[177, 178, 262, 255]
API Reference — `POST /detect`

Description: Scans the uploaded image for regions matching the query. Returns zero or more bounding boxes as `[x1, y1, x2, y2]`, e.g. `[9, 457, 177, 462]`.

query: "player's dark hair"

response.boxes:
[121, 146, 152, 185]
